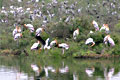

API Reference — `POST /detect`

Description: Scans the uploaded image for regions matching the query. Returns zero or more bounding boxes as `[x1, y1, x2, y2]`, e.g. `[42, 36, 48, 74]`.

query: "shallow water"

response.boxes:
[0, 55, 120, 80]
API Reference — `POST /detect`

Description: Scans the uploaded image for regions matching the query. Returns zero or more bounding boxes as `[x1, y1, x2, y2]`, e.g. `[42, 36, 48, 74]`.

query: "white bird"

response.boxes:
[12, 26, 21, 37]
[44, 38, 51, 50]
[31, 41, 40, 50]
[57, 43, 69, 54]
[73, 28, 79, 40]
[24, 24, 34, 33]
[14, 33, 22, 41]
[85, 67, 95, 77]
[104, 35, 115, 47]
[100, 24, 109, 33]
[36, 28, 44, 36]
[92, 20, 99, 31]
[85, 38, 95, 47]
[50, 39, 58, 48]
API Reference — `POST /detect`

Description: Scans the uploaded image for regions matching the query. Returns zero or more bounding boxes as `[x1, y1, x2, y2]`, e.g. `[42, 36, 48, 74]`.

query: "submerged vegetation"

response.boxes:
[0, 0, 120, 58]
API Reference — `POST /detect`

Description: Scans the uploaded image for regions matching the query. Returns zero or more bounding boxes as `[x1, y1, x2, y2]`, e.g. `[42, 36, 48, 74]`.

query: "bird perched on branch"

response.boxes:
[85, 38, 95, 47]
[35, 28, 46, 50]
[73, 28, 79, 40]
[104, 35, 115, 47]
[24, 24, 34, 33]
[92, 20, 99, 31]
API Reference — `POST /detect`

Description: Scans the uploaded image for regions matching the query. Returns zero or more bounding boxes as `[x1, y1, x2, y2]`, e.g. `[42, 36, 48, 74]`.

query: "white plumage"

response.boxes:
[73, 28, 79, 40]
[104, 35, 115, 46]
[24, 24, 34, 32]
[100, 24, 109, 33]
[36, 28, 44, 36]
[31, 41, 40, 50]
[12, 26, 21, 37]
[92, 20, 99, 31]
[14, 33, 22, 41]
[58, 43, 69, 50]
[44, 38, 51, 50]
[85, 38, 95, 45]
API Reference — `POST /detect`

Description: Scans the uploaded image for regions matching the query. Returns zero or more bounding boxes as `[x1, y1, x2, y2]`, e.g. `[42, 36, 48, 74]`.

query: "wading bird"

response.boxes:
[57, 43, 69, 54]
[31, 41, 40, 50]
[104, 35, 115, 47]
[85, 38, 95, 47]
[73, 28, 79, 40]
[24, 24, 34, 32]
[92, 20, 99, 31]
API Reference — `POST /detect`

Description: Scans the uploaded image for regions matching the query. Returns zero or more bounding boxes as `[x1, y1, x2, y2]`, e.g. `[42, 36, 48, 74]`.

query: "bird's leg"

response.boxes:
[62, 49, 64, 55]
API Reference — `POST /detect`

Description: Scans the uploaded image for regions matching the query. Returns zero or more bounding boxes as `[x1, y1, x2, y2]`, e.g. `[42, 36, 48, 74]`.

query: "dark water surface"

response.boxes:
[0, 55, 120, 80]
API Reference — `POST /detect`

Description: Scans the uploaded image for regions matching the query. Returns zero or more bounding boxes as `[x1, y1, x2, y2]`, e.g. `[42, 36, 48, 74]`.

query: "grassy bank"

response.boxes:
[0, 0, 120, 58]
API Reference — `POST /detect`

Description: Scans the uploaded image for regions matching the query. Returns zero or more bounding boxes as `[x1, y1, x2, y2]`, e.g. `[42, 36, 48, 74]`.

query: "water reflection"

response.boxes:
[0, 56, 120, 80]
[0, 66, 33, 80]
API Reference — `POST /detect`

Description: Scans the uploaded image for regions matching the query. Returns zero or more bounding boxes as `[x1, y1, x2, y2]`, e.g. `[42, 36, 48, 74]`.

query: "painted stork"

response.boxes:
[44, 38, 51, 50]
[50, 39, 58, 48]
[100, 24, 109, 33]
[14, 33, 22, 41]
[73, 28, 79, 40]
[92, 20, 99, 31]
[85, 67, 95, 77]
[57, 43, 69, 54]
[104, 35, 115, 47]
[36, 28, 45, 36]
[85, 38, 95, 47]
[24, 24, 34, 33]
[13, 26, 21, 37]
[31, 41, 40, 50]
